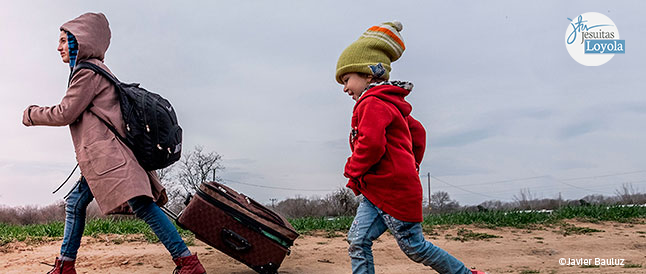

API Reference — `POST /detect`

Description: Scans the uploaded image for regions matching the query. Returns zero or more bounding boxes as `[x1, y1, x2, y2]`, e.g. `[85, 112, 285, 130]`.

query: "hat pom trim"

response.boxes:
[389, 21, 403, 32]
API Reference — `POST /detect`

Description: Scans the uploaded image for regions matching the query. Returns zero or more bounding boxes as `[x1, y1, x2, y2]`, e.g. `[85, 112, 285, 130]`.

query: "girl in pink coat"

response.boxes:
[22, 13, 205, 274]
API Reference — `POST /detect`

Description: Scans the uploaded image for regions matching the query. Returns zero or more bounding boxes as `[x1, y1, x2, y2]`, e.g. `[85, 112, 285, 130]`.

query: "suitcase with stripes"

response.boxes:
[175, 181, 299, 274]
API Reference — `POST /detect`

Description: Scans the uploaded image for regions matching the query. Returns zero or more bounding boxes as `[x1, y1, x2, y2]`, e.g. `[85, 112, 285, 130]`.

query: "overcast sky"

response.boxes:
[1, 1, 645, 208]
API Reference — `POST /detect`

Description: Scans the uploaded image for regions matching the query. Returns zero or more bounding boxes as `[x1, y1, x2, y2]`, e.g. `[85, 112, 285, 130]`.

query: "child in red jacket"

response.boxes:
[336, 21, 483, 274]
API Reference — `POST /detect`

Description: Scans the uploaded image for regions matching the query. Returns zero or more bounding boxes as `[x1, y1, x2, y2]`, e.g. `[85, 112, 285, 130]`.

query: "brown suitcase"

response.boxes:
[175, 181, 299, 274]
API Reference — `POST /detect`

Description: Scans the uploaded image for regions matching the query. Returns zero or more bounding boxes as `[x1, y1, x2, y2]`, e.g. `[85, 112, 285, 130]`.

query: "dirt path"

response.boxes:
[1, 221, 645, 273]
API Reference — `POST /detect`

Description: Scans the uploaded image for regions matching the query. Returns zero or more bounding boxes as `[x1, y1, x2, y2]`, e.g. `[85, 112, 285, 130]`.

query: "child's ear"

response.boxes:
[366, 75, 373, 83]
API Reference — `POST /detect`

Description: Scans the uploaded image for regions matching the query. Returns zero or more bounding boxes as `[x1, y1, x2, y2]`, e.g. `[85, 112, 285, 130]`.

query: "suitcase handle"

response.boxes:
[221, 228, 252, 252]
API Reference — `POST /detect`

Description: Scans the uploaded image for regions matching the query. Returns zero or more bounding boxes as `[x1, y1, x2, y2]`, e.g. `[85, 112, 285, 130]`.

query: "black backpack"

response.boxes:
[72, 61, 182, 171]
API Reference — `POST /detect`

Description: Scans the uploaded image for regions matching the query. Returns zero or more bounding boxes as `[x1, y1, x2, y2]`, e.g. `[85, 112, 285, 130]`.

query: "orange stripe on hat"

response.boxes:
[367, 26, 405, 50]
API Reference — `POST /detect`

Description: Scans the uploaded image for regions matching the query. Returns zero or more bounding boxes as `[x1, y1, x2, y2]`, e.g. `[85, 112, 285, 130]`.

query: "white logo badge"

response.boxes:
[565, 12, 625, 66]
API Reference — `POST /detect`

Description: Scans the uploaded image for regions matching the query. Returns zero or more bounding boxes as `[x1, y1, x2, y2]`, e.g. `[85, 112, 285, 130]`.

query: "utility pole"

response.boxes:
[212, 170, 216, 182]
[427, 172, 432, 209]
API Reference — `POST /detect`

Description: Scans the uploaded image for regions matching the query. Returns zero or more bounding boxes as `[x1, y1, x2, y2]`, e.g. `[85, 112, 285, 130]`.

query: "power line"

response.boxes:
[421, 175, 549, 187]
[218, 169, 646, 198]
[560, 170, 646, 182]
[430, 176, 506, 200]
[552, 178, 646, 195]
[432, 176, 646, 199]
[220, 178, 335, 192]
[552, 179, 608, 195]
[425, 170, 646, 193]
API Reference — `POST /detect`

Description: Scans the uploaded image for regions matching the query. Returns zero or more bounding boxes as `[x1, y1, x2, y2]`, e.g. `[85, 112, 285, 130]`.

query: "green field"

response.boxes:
[1, 205, 644, 245]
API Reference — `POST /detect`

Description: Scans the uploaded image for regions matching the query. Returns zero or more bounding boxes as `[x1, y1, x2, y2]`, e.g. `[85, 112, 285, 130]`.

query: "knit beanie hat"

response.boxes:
[335, 21, 405, 84]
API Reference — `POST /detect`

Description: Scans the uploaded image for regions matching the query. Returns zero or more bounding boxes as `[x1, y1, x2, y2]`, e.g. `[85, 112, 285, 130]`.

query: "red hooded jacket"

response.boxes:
[344, 84, 426, 222]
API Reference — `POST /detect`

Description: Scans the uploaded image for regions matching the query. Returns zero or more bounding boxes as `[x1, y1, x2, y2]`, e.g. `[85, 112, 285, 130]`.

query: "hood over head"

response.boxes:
[355, 81, 413, 117]
[60, 12, 111, 62]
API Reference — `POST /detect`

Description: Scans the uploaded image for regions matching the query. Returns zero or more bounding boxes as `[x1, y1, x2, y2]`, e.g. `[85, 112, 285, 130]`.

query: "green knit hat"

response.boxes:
[335, 21, 405, 84]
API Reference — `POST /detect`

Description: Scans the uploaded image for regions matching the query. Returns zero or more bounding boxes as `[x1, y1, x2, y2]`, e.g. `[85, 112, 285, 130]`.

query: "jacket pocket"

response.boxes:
[84, 137, 127, 176]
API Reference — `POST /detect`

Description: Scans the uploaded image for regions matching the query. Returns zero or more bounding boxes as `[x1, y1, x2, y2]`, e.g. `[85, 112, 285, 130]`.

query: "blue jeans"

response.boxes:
[60, 177, 190, 259]
[347, 196, 471, 274]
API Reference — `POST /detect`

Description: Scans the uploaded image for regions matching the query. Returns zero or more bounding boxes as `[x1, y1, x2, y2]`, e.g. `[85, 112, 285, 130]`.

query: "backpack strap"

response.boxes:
[72, 61, 121, 86]
[71, 62, 130, 147]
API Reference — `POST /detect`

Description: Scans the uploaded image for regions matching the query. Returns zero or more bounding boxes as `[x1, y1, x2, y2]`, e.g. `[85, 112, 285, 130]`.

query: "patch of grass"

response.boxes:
[580, 264, 600, 268]
[636, 231, 646, 234]
[324, 231, 343, 238]
[84, 217, 193, 243]
[558, 223, 604, 236]
[473, 222, 498, 229]
[420, 205, 646, 230]
[0, 217, 194, 245]
[183, 235, 195, 246]
[520, 270, 540, 274]
[623, 264, 642, 268]
[422, 226, 439, 236]
[288, 216, 354, 233]
[422, 210, 554, 229]
[0, 221, 64, 246]
[448, 228, 502, 242]
[2, 204, 644, 244]
[111, 237, 125, 245]
[554, 205, 646, 222]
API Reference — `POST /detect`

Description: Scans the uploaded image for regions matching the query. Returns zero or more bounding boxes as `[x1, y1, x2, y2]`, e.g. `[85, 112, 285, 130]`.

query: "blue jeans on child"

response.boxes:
[60, 177, 190, 259]
[347, 196, 471, 274]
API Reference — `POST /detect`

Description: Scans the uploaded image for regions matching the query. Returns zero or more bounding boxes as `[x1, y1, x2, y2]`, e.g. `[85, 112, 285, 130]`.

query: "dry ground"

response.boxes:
[1, 220, 645, 273]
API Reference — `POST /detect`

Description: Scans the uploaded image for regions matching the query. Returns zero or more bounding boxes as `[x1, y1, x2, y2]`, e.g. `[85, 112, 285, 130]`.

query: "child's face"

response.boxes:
[341, 73, 372, 101]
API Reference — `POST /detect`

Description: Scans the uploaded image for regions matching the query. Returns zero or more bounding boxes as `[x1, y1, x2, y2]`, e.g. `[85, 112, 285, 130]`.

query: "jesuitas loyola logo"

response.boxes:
[565, 12, 625, 66]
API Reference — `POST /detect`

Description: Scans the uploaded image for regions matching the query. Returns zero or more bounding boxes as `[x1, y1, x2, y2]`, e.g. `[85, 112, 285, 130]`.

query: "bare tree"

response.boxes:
[513, 188, 535, 210]
[158, 164, 185, 212]
[430, 191, 460, 213]
[479, 200, 505, 210]
[158, 164, 174, 182]
[323, 187, 360, 216]
[581, 194, 612, 205]
[615, 183, 639, 204]
[160, 145, 224, 211]
[274, 196, 326, 218]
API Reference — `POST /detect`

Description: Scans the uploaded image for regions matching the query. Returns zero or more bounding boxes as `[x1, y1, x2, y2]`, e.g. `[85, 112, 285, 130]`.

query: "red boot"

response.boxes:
[173, 253, 206, 274]
[46, 257, 76, 274]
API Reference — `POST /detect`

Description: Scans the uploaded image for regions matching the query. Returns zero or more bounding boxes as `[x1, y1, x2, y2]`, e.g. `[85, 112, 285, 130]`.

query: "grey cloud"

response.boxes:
[558, 120, 604, 139]
[432, 127, 499, 148]
[423, 156, 492, 177]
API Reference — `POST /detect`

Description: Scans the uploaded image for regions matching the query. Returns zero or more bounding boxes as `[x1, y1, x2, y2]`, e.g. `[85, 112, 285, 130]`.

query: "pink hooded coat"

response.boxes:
[22, 12, 167, 214]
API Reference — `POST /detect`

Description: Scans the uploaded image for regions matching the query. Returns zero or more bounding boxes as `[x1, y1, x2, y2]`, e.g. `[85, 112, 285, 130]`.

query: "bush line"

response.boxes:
[1, 204, 644, 245]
